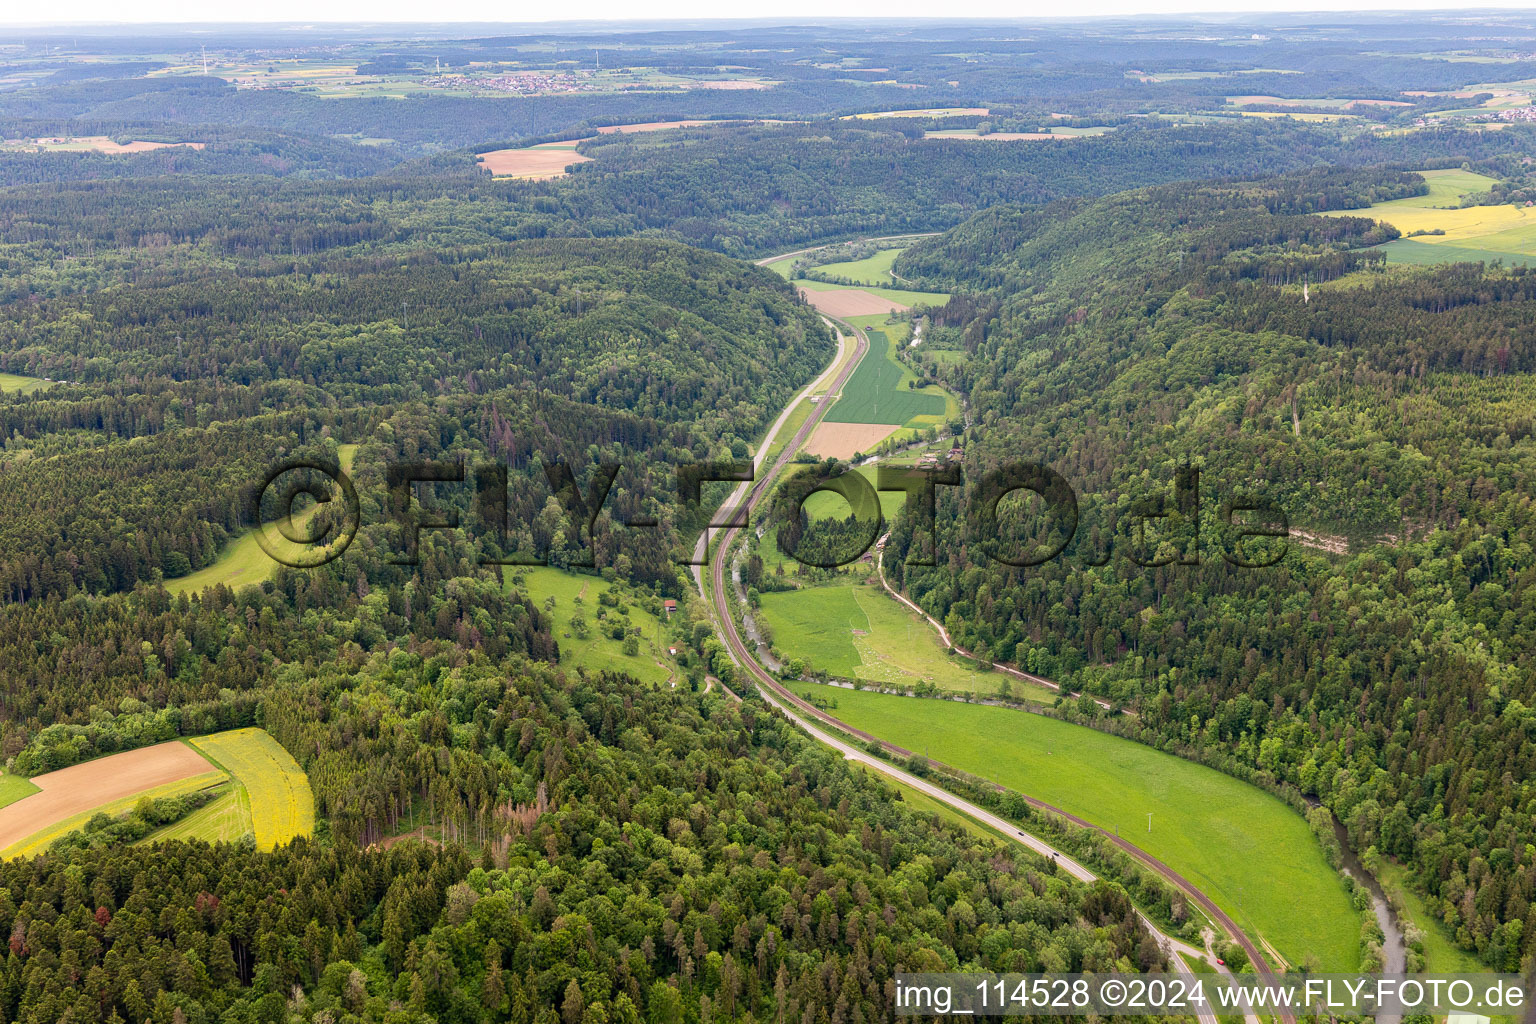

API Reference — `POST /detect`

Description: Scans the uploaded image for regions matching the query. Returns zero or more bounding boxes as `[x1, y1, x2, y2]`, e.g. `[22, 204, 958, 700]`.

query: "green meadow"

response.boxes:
[0, 373, 54, 395]
[141, 782, 250, 845]
[763, 255, 799, 278]
[1373, 859, 1484, 973]
[167, 444, 358, 596]
[797, 683, 1361, 972]
[1370, 238, 1536, 267]
[810, 247, 905, 286]
[1378, 167, 1498, 206]
[759, 582, 1055, 700]
[799, 465, 906, 523]
[0, 774, 39, 811]
[508, 566, 677, 687]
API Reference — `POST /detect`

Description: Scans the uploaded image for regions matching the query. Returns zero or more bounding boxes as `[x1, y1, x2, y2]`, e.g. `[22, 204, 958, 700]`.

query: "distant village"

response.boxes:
[421, 71, 595, 95]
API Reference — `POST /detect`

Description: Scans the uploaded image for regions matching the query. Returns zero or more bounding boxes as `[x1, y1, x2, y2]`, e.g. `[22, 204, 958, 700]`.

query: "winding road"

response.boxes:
[694, 242, 1296, 1024]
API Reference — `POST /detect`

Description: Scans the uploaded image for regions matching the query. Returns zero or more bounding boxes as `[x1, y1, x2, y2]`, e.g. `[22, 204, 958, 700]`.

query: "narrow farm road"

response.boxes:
[874, 544, 1122, 710]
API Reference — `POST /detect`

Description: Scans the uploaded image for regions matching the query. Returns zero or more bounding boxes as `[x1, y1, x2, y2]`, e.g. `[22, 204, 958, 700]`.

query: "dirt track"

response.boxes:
[0, 742, 214, 850]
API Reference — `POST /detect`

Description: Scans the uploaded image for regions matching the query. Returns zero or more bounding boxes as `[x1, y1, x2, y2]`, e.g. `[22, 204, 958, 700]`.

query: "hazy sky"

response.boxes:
[8, 0, 1531, 26]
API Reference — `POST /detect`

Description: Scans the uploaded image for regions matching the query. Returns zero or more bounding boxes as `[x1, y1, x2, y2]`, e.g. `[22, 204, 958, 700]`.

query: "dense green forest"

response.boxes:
[0, 237, 828, 602]
[881, 166, 1536, 968]
[0, 671, 1168, 1024]
[6, 14, 1536, 1019]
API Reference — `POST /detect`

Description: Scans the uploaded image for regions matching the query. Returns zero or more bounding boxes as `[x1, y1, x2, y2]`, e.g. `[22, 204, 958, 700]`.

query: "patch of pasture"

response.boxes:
[0, 774, 39, 811]
[1371, 238, 1536, 267]
[760, 583, 1053, 701]
[810, 247, 906, 286]
[0, 373, 55, 395]
[506, 566, 676, 686]
[798, 683, 1362, 972]
[167, 444, 358, 596]
[1371, 859, 1485, 973]
[142, 783, 252, 846]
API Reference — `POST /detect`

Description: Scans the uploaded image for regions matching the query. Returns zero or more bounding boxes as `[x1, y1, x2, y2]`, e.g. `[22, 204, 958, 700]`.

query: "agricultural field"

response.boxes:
[0, 372, 53, 395]
[824, 326, 950, 426]
[152, 57, 778, 99]
[0, 741, 218, 856]
[1235, 110, 1352, 122]
[1326, 168, 1536, 263]
[796, 286, 911, 318]
[151, 57, 362, 89]
[1415, 79, 1536, 114]
[478, 140, 593, 179]
[1368, 238, 1536, 267]
[1225, 95, 1410, 109]
[189, 729, 313, 851]
[594, 120, 714, 134]
[168, 444, 357, 596]
[795, 277, 948, 309]
[1, 136, 204, 154]
[759, 582, 1055, 700]
[1128, 67, 1301, 83]
[800, 312, 956, 458]
[804, 421, 901, 459]
[2, 774, 226, 859]
[507, 566, 677, 686]
[797, 683, 1361, 972]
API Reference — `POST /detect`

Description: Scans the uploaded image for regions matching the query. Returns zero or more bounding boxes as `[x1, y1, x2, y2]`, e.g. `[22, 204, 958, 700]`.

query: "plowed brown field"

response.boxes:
[0, 742, 214, 850]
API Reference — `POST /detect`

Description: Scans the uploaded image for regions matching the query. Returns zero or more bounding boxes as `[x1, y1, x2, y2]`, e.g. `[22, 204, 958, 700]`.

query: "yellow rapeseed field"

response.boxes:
[189, 729, 314, 851]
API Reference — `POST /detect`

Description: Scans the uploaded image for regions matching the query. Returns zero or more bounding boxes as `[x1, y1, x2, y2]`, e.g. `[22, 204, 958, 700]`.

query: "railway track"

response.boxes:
[695, 247, 1292, 1024]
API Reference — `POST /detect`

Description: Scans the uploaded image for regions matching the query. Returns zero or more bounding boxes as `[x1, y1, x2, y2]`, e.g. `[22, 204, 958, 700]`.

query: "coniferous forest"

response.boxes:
[4, 12, 1536, 1023]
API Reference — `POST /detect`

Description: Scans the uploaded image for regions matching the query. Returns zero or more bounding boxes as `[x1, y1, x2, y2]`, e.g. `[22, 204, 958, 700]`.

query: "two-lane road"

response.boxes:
[696, 240, 1287, 1024]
